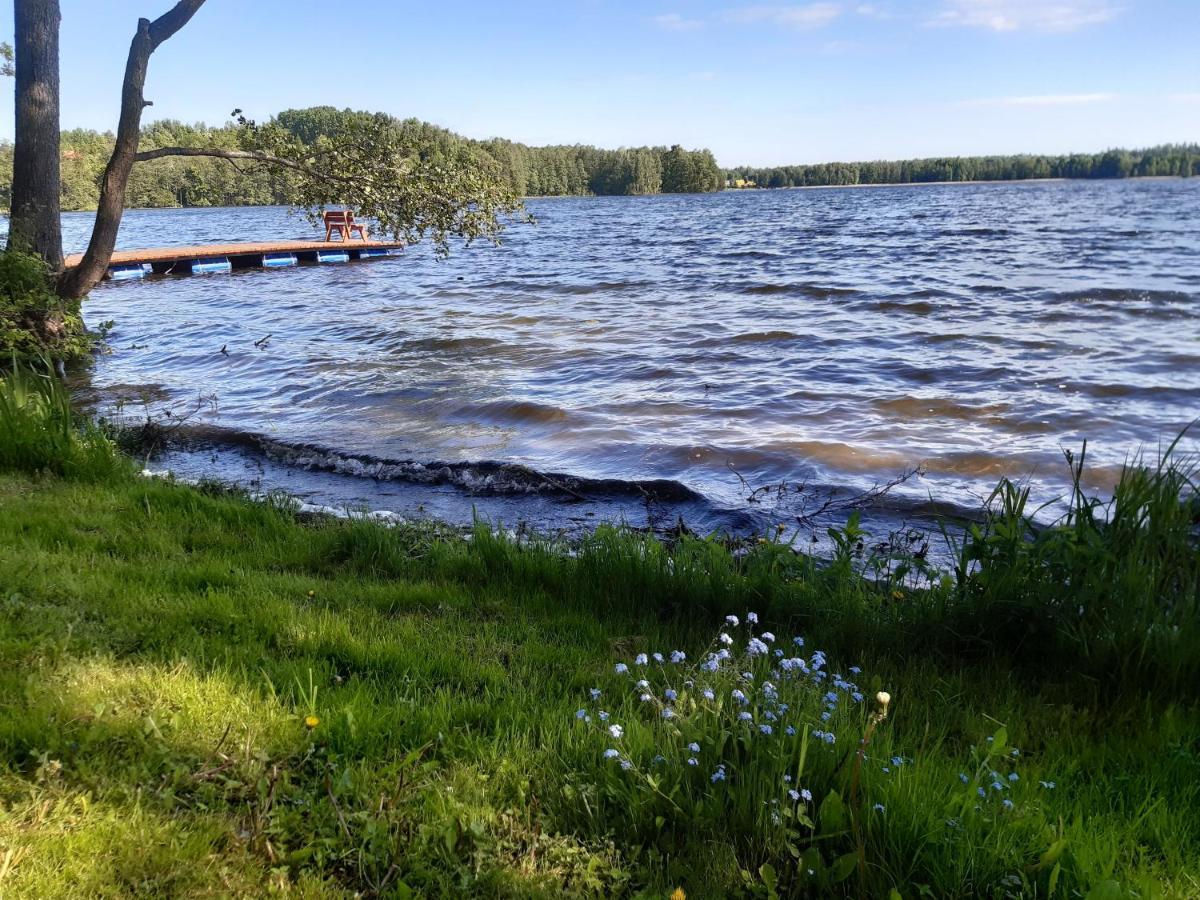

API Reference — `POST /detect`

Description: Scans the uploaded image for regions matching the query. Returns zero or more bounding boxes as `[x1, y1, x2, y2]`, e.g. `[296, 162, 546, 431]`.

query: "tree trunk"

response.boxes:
[57, 0, 205, 300]
[8, 0, 63, 270]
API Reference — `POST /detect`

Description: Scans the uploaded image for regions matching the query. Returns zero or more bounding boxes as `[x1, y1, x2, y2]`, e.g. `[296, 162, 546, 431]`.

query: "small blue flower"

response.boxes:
[873, 803, 886, 813]
[959, 773, 969, 784]
[636, 679, 649, 689]
[719, 632, 734, 646]
[991, 781, 1005, 792]
[848, 666, 861, 675]
[747, 612, 759, 624]
[882, 767, 891, 774]
[664, 689, 678, 702]
[670, 650, 686, 664]
[891, 756, 903, 767]
[603, 748, 619, 760]
[1002, 798, 1014, 810]
[761, 631, 775, 643]
[608, 724, 623, 738]
[652, 653, 664, 663]
[785, 726, 796, 736]
[788, 789, 800, 801]
[800, 788, 812, 802]
[738, 711, 753, 722]
[614, 663, 628, 675]
[589, 688, 601, 700]
[640, 693, 652, 702]
[977, 787, 986, 798]
[731, 689, 748, 705]
[662, 708, 675, 719]
[711, 766, 727, 783]
[725, 615, 740, 627]
[1008, 772, 1019, 782]
[635, 653, 648, 666]
[774, 648, 784, 658]
[621, 758, 633, 770]
[575, 709, 587, 720]
[747, 638, 769, 656]
[783, 774, 792, 782]
[688, 742, 700, 753]
[760, 724, 773, 735]
[793, 636, 805, 647]
[852, 692, 864, 703]
[700, 657, 719, 673]
[598, 711, 609, 721]
[702, 688, 715, 700]
[688, 757, 698, 766]
[820, 711, 832, 721]
[1039, 780, 1056, 789]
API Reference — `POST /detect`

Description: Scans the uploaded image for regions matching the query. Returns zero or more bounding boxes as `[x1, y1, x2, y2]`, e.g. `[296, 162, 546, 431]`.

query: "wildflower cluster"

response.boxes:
[949, 726, 1058, 825]
[574, 613, 894, 844]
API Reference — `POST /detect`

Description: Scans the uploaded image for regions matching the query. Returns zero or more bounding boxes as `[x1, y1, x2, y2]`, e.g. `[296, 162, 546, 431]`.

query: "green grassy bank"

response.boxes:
[0, 366, 1198, 898]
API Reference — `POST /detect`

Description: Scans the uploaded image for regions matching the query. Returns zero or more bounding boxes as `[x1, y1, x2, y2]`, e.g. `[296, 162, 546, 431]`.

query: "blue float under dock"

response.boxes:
[62, 240, 406, 281]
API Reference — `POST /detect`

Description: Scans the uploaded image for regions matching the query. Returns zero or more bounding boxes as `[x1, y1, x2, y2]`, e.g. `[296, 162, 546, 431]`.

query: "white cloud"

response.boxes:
[653, 13, 705, 31]
[960, 92, 1117, 107]
[725, 4, 842, 29]
[931, 0, 1120, 32]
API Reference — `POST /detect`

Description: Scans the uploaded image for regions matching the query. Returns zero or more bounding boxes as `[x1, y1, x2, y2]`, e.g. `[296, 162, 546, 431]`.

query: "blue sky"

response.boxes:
[1, 0, 1197, 166]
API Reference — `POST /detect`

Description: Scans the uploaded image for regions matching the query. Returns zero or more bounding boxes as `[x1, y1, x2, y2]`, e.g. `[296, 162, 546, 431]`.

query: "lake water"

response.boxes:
[66, 179, 1200, 545]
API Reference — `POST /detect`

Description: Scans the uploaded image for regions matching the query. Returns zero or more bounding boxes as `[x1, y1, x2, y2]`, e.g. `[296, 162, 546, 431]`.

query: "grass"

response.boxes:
[0, 366, 1197, 897]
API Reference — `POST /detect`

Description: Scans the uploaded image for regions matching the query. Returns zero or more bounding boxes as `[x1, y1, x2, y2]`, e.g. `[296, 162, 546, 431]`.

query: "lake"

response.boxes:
[67, 179, 1200, 546]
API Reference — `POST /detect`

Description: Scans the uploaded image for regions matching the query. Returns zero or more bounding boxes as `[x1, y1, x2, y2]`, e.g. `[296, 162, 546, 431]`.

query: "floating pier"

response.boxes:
[63, 240, 405, 281]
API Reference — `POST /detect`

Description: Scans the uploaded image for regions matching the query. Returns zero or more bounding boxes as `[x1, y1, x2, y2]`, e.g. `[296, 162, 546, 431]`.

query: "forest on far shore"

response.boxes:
[0, 104, 1194, 210]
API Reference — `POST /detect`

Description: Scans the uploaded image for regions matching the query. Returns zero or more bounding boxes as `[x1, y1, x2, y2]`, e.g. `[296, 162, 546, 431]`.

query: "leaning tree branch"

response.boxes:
[57, 0, 207, 299]
[131, 146, 358, 185]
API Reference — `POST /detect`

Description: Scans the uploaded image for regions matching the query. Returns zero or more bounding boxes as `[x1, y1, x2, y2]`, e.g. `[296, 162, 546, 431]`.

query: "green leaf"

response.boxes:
[1084, 881, 1124, 900]
[819, 790, 847, 833]
[1040, 838, 1069, 869]
[831, 852, 858, 883]
[759, 862, 778, 899]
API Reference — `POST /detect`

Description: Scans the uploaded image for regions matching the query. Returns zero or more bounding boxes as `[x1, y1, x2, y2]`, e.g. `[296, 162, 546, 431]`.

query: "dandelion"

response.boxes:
[603, 748, 619, 760]
[670, 889, 686, 900]
[875, 691, 891, 710]
[688, 742, 700, 753]
[719, 632, 734, 646]
[635, 653, 648, 666]
[670, 650, 686, 664]
[662, 708, 675, 719]
[801, 788, 813, 802]
[304, 715, 320, 729]
[747, 612, 759, 624]
[590, 688, 601, 700]
[608, 724, 623, 739]
[665, 689, 678, 702]
[614, 663, 629, 675]
[725, 615, 740, 627]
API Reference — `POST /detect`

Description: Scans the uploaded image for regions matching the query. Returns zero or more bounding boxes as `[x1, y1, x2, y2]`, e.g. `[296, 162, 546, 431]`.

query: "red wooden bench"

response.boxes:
[323, 209, 368, 242]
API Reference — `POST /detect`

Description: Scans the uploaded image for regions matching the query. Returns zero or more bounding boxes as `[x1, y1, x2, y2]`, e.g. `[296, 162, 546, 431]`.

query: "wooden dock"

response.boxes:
[64, 240, 405, 281]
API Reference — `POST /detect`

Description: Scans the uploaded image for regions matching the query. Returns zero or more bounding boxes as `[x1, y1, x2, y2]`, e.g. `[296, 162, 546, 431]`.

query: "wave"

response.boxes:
[166, 425, 704, 503]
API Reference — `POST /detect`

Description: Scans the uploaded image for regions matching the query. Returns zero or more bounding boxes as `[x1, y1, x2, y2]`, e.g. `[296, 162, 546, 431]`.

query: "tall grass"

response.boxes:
[0, 358, 126, 480]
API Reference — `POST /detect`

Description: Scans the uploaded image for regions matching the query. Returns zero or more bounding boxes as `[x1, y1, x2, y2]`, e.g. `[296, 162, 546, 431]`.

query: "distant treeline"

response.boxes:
[726, 145, 1200, 188]
[0, 107, 724, 210]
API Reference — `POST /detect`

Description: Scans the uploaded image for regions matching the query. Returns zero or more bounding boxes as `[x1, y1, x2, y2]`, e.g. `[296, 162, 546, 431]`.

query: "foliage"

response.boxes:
[728, 144, 1200, 188]
[0, 358, 125, 479]
[0, 108, 727, 212]
[0, 251, 91, 359]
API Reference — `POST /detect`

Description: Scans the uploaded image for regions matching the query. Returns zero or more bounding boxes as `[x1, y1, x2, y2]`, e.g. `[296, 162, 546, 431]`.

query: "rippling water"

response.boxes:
[67, 179, 1199, 540]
